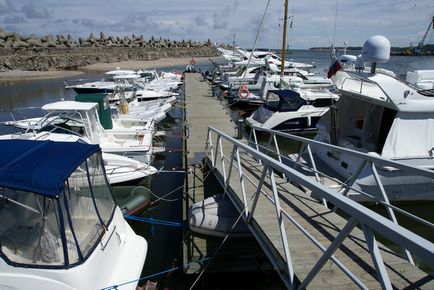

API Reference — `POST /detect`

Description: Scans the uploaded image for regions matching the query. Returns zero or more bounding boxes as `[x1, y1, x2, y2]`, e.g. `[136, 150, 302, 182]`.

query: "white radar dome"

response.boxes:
[362, 35, 390, 64]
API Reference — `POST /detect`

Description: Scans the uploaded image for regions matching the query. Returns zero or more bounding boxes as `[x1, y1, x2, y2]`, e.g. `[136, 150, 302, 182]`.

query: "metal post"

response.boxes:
[236, 147, 249, 218]
[362, 225, 392, 290]
[371, 163, 414, 265]
[299, 217, 359, 289]
[270, 168, 295, 289]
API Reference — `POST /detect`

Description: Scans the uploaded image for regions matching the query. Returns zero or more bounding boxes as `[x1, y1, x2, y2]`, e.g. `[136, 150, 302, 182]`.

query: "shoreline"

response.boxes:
[0, 56, 218, 82]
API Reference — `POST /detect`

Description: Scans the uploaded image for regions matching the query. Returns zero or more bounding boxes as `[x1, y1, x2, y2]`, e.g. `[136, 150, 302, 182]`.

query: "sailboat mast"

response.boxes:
[280, 0, 289, 78]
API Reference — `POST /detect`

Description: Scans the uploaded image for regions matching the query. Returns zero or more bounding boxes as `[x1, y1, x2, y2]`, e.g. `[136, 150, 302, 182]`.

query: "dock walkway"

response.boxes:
[182, 73, 433, 289]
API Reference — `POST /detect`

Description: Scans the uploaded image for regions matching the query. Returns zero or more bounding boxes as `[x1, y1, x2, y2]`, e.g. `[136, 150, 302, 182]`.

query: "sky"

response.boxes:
[0, 0, 433, 49]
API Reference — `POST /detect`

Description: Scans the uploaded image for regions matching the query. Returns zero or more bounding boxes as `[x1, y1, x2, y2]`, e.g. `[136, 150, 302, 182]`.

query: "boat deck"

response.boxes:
[182, 72, 433, 288]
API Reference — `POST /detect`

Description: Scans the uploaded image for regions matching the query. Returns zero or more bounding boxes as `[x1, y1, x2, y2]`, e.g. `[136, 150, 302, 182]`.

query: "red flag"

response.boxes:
[327, 60, 342, 78]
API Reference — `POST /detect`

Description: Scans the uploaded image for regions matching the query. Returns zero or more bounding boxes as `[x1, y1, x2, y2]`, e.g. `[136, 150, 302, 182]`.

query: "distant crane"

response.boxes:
[415, 16, 434, 54]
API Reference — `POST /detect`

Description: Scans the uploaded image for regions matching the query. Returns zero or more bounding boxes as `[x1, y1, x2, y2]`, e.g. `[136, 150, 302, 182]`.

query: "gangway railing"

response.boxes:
[205, 126, 434, 290]
[248, 125, 434, 266]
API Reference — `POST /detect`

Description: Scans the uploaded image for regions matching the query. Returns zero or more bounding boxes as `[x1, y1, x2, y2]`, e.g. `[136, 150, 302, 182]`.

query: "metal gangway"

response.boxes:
[204, 125, 434, 289]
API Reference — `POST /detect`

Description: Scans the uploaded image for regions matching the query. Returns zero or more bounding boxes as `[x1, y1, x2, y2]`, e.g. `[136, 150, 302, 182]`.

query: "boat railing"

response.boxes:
[0, 106, 44, 130]
[205, 125, 433, 289]
[338, 73, 393, 103]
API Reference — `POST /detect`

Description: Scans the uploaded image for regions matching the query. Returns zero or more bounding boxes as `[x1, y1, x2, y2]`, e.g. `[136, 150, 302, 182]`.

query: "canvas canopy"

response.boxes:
[0, 139, 100, 197]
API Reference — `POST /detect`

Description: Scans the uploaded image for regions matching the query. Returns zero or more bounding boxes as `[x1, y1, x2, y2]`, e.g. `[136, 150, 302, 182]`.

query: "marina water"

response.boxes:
[0, 50, 432, 289]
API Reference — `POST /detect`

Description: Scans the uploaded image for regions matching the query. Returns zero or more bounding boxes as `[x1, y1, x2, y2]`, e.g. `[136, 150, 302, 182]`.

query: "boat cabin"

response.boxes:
[0, 140, 115, 268]
[248, 89, 336, 132]
[35, 101, 105, 144]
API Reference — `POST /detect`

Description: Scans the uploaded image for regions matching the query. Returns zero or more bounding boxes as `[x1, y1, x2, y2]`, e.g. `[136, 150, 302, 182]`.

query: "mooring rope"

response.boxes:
[101, 257, 210, 290]
[124, 215, 183, 228]
[188, 205, 248, 290]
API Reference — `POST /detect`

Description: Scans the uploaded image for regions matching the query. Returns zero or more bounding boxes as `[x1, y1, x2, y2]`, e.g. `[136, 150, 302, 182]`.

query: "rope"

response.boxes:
[332, 0, 339, 46]
[124, 215, 183, 228]
[188, 205, 248, 290]
[149, 183, 184, 203]
[101, 257, 210, 290]
[239, 0, 272, 89]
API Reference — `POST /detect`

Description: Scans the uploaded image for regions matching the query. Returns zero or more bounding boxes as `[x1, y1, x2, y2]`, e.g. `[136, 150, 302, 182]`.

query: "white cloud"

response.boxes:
[21, 2, 51, 19]
[0, 0, 432, 48]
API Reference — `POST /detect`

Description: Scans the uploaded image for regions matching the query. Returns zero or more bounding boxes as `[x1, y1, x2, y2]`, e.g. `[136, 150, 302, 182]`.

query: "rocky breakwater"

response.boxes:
[0, 29, 219, 71]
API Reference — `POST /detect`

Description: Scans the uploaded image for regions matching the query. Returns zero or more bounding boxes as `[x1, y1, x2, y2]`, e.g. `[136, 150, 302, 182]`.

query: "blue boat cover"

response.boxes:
[268, 89, 300, 98]
[0, 140, 100, 197]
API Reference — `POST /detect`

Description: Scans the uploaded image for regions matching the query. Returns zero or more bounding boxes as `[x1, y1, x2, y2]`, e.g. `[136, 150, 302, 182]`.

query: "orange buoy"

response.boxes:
[238, 85, 249, 99]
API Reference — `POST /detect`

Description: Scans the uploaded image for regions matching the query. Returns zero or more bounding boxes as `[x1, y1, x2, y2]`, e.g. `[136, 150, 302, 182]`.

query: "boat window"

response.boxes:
[279, 94, 306, 112]
[86, 152, 115, 226]
[37, 112, 86, 137]
[83, 110, 101, 143]
[0, 189, 65, 266]
[66, 159, 106, 260]
[249, 67, 260, 74]
[264, 92, 280, 111]
[310, 98, 334, 108]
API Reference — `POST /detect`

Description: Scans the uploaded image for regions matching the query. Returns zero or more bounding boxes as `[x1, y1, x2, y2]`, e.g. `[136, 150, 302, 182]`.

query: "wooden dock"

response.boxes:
[182, 73, 273, 275]
[182, 73, 434, 288]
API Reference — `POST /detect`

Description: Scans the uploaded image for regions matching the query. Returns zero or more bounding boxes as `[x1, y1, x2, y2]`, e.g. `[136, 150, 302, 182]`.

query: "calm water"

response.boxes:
[0, 51, 432, 289]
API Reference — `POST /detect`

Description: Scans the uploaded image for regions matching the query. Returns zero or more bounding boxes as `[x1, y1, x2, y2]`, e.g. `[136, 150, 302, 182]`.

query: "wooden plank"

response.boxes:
[183, 73, 267, 274]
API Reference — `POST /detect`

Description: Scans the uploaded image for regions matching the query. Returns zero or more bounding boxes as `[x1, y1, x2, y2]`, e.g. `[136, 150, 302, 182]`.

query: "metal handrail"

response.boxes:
[249, 126, 434, 179]
[247, 128, 434, 229]
[205, 126, 434, 289]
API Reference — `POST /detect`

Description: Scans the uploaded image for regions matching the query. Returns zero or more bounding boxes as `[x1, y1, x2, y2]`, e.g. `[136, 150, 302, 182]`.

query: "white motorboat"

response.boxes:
[234, 50, 315, 72]
[219, 65, 265, 90]
[0, 139, 147, 289]
[0, 128, 156, 185]
[103, 152, 158, 185]
[5, 101, 157, 163]
[136, 69, 182, 92]
[312, 35, 434, 202]
[64, 69, 137, 94]
[114, 97, 175, 123]
[188, 194, 250, 238]
[246, 89, 339, 132]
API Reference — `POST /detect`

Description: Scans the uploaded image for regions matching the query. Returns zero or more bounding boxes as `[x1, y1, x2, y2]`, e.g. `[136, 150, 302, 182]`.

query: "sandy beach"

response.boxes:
[0, 56, 217, 82]
[0, 70, 85, 82]
[82, 56, 214, 72]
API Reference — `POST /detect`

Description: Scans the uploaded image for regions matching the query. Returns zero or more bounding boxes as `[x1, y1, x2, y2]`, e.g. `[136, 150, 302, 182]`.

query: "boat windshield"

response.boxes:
[264, 91, 307, 112]
[264, 92, 280, 111]
[0, 152, 115, 268]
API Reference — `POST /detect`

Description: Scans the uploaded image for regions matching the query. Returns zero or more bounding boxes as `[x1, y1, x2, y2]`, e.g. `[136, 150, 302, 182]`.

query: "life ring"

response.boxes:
[238, 85, 249, 99]
[190, 58, 196, 65]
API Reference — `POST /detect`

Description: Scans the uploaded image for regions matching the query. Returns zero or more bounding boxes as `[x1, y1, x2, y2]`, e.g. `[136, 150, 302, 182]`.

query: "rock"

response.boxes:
[3, 60, 13, 70]
[88, 33, 95, 43]
[27, 37, 43, 47]
[13, 40, 29, 48]
[12, 33, 22, 42]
